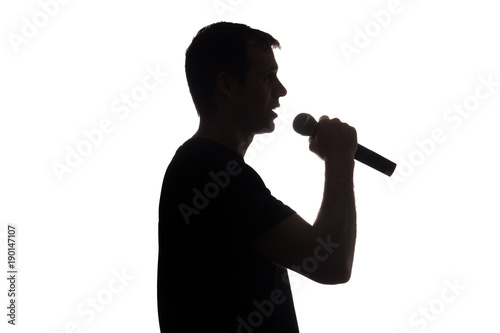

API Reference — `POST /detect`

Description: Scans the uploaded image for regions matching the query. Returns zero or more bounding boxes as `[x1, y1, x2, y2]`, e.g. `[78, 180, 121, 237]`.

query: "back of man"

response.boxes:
[157, 137, 300, 332]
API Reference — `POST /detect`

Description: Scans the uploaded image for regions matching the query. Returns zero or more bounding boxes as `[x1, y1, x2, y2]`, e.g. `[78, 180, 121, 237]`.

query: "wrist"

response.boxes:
[324, 155, 355, 172]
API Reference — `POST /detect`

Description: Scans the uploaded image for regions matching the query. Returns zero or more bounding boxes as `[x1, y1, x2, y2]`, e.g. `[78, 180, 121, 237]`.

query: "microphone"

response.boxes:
[293, 113, 396, 177]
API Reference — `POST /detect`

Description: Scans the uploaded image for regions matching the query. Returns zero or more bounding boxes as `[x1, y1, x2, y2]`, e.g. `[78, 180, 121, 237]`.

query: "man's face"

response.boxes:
[232, 42, 287, 134]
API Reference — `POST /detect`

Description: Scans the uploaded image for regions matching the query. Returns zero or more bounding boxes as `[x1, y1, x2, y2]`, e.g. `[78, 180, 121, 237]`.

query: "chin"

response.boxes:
[256, 121, 275, 134]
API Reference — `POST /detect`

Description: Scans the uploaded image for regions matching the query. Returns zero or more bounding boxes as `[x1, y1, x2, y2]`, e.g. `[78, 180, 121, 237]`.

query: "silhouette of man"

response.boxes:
[157, 22, 357, 332]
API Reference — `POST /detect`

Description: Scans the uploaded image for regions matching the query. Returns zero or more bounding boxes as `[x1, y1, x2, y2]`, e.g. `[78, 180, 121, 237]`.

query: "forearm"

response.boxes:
[313, 158, 357, 279]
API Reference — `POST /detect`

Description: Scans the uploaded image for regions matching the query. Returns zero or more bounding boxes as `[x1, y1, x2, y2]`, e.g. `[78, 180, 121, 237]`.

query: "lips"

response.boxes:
[270, 110, 278, 119]
[270, 103, 280, 118]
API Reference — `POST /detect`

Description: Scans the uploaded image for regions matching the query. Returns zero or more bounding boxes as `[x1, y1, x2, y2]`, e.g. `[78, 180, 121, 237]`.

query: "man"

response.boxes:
[157, 22, 357, 332]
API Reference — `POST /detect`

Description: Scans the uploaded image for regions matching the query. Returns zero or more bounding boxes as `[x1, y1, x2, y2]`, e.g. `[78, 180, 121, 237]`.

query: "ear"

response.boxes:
[215, 72, 235, 100]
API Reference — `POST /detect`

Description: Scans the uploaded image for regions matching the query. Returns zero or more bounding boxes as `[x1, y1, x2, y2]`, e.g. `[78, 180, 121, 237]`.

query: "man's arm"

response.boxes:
[251, 116, 357, 285]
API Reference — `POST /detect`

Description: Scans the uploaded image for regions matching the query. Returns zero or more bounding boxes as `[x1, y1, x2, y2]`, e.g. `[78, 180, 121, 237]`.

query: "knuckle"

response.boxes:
[317, 117, 329, 126]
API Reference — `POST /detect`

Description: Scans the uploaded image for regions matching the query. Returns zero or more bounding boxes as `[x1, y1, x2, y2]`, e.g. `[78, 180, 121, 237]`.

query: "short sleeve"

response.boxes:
[225, 162, 296, 244]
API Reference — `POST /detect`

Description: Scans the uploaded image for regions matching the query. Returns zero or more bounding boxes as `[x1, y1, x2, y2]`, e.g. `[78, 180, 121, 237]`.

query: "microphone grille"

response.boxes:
[293, 113, 317, 136]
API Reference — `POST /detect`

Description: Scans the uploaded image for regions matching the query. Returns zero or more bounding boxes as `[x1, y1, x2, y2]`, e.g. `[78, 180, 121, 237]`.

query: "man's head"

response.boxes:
[185, 22, 287, 133]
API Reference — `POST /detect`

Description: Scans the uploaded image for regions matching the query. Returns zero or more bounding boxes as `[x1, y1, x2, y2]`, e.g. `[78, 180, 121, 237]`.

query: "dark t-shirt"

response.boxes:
[157, 137, 299, 332]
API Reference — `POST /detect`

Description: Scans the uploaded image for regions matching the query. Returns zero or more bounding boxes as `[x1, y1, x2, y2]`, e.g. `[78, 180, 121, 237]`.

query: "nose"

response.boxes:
[275, 77, 287, 98]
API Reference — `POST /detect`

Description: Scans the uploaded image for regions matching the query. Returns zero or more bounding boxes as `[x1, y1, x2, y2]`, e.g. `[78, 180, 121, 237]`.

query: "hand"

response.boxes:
[308, 116, 358, 163]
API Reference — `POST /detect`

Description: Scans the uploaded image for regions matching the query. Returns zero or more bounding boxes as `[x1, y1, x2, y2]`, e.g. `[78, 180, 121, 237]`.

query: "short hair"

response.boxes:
[185, 22, 280, 118]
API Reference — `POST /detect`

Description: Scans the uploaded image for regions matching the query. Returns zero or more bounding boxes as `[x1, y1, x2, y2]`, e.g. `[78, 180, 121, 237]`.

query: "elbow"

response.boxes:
[337, 266, 352, 284]
[326, 270, 352, 285]
[316, 264, 352, 285]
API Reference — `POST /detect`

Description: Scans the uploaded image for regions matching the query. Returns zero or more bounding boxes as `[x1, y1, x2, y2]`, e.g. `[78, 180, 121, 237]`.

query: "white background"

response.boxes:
[1, 0, 499, 332]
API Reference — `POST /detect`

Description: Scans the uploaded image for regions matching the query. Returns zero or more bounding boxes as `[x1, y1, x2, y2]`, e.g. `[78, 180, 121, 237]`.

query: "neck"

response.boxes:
[192, 117, 253, 157]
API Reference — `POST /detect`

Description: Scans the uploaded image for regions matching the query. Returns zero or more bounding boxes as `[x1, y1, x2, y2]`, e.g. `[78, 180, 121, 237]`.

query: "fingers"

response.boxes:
[318, 116, 342, 128]
[308, 115, 357, 161]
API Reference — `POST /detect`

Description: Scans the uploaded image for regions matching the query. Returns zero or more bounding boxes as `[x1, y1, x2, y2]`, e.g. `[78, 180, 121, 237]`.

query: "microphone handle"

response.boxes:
[355, 144, 396, 177]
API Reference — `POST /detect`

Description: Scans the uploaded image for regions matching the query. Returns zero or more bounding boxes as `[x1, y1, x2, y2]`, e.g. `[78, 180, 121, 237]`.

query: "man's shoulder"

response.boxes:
[162, 138, 249, 195]
[170, 137, 243, 169]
